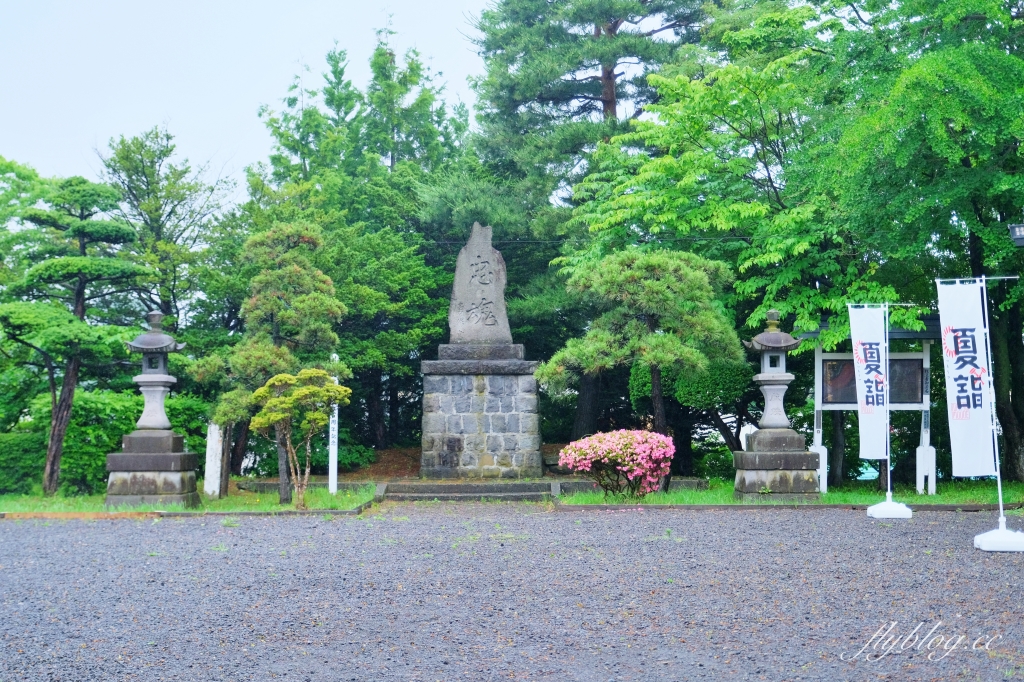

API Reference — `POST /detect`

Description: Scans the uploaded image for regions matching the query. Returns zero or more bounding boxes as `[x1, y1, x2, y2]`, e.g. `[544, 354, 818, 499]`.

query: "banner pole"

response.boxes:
[979, 277, 1005, 522]
[856, 301, 911, 518]
[969, 276, 1022, 550]
[884, 303, 893, 499]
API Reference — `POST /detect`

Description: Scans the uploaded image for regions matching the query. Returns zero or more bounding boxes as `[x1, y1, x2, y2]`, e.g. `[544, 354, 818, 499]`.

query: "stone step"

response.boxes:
[235, 481, 369, 494]
[557, 478, 709, 495]
[386, 481, 551, 494]
[385, 491, 551, 502]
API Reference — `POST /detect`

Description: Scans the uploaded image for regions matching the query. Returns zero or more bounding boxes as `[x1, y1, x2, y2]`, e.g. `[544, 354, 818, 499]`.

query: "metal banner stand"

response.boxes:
[967, 278, 1024, 552]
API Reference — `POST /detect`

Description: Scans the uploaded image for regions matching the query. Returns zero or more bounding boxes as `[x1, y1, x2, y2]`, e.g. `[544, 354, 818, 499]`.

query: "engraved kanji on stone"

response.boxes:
[465, 298, 498, 325]
[469, 258, 494, 285]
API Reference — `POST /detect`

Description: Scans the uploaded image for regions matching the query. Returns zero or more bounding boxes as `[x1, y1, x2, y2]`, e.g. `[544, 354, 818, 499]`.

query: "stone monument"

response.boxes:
[734, 310, 820, 500]
[420, 223, 542, 478]
[105, 312, 200, 508]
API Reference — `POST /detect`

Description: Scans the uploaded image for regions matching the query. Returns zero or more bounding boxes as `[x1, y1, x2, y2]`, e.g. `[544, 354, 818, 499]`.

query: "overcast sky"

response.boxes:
[0, 0, 490, 200]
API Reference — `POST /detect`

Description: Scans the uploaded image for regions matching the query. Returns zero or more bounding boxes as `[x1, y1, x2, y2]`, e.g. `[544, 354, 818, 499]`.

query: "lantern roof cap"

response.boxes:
[744, 310, 800, 352]
[126, 312, 185, 354]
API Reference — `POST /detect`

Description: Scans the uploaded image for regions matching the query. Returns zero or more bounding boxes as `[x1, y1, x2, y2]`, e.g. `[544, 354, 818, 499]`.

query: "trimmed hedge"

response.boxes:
[29, 390, 212, 495]
[0, 431, 46, 494]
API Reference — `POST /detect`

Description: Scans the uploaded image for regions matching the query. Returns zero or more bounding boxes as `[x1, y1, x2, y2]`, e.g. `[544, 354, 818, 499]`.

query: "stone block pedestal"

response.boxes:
[421, 344, 541, 478]
[105, 429, 200, 508]
[733, 428, 819, 501]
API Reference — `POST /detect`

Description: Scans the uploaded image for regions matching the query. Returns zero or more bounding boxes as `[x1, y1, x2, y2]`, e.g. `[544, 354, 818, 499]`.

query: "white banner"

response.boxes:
[937, 280, 997, 477]
[848, 305, 888, 459]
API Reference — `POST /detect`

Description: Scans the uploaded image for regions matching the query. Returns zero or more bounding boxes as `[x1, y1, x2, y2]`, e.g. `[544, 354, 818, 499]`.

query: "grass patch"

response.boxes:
[0, 481, 375, 514]
[559, 478, 1024, 506]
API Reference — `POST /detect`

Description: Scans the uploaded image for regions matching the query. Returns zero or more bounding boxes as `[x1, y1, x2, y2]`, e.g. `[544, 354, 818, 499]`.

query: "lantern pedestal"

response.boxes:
[733, 428, 820, 501]
[104, 313, 198, 509]
[105, 430, 199, 508]
[135, 374, 175, 430]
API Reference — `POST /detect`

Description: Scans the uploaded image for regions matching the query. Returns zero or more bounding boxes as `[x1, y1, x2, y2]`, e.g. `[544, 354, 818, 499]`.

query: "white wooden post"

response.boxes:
[916, 340, 937, 494]
[810, 342, 828, 493]
[329, 354, 339, 495]
[203, 422, 223, 498]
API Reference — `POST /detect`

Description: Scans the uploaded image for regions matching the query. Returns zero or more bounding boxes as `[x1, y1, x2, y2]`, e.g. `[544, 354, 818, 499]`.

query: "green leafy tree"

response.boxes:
[326, 225, 447, 448]
[538, 249, 742, 441]
[251, 369, 352, 509]
[192, 221, 347, 503]
[1, 177, 145, 493]
[253, 39, 461, 450]
[364, 30, 462, 173]
[474, 0, 705, 186]
[0, 156, 43, 231]
[468, 0, 712, 438]
[102, 127, 231, 326]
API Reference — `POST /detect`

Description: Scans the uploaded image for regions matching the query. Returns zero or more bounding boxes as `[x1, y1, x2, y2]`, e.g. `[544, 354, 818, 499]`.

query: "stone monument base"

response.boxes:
[733, 428, 819, 501]
[105, 430, 200, 508]
[421, 344, 542, 479]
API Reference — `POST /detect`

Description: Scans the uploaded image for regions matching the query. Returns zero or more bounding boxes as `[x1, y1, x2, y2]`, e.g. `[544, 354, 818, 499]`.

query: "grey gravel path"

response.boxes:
[1, 504, 1022, 681]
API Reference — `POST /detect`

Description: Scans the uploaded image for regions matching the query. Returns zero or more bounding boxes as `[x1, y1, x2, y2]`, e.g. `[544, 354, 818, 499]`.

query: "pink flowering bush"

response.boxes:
[559, 430, 674, 499]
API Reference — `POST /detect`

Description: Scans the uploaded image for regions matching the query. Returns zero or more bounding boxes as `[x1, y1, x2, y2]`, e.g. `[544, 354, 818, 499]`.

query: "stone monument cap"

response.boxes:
[448, 222, 513, 345]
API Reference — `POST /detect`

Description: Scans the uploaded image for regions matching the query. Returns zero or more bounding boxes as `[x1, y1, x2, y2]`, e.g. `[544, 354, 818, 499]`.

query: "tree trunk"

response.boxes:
[219, 424, 231, 497]
[706, 409, 742, 452]
[572, 372, 600, 440]
[991, 291, 1024, 482]
[42, 353, 81, 495]
[600, 63, 617, 120]
[595, 21, 620, 121]
[388, 376, 400, 446]
[275, 426, 291, 504]
[650, 365, 667, 435]
[669, 407, 696, 477]
[1006, 300, 1024, 482]
[828, 411, 845, 488]
[366, 369, 388, 450]
[230, 419, 250, 476]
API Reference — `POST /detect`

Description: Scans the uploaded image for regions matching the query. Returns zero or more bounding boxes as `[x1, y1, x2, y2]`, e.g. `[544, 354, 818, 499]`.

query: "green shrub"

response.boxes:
[336, 444, 375, 471]
[0, 431, 46, 494]
[694, 441, 735, 480]
[249, 428, 376, 478]
[30, 390, 212, 495]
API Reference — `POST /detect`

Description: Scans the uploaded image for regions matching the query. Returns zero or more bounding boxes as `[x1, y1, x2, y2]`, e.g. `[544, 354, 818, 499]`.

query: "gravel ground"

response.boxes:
[1, 504, 1022, 681]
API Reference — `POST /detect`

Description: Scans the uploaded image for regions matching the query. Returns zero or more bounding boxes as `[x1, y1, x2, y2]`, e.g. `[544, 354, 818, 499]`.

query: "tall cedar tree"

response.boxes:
[471, 0, 705, 439]
[474, 0, 704, 186]
[255, 37, 458, 449]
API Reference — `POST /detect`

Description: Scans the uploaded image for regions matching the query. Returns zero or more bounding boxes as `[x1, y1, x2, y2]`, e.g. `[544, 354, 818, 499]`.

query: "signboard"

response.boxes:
[822, 359, 923, 404]
[936, 280, 998, 477]
[848, 305, 889, 459]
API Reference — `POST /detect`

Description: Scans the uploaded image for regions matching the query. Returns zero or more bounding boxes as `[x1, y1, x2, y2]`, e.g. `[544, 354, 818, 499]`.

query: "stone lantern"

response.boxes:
[105, 312, 199, 508]
[126, 312, 184, 431]
[733, 310, 819, 500]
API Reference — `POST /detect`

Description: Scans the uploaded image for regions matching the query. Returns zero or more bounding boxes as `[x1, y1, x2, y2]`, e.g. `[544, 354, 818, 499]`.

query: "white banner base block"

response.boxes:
[915, 445, 936, 495]
[809, 445, 827, 493]
[867, 492, 913, 519]
[974, 517, 1024, 552]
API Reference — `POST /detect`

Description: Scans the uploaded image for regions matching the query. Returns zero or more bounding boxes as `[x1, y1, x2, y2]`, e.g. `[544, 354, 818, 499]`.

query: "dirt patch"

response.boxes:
[337, 447, 421, 481]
